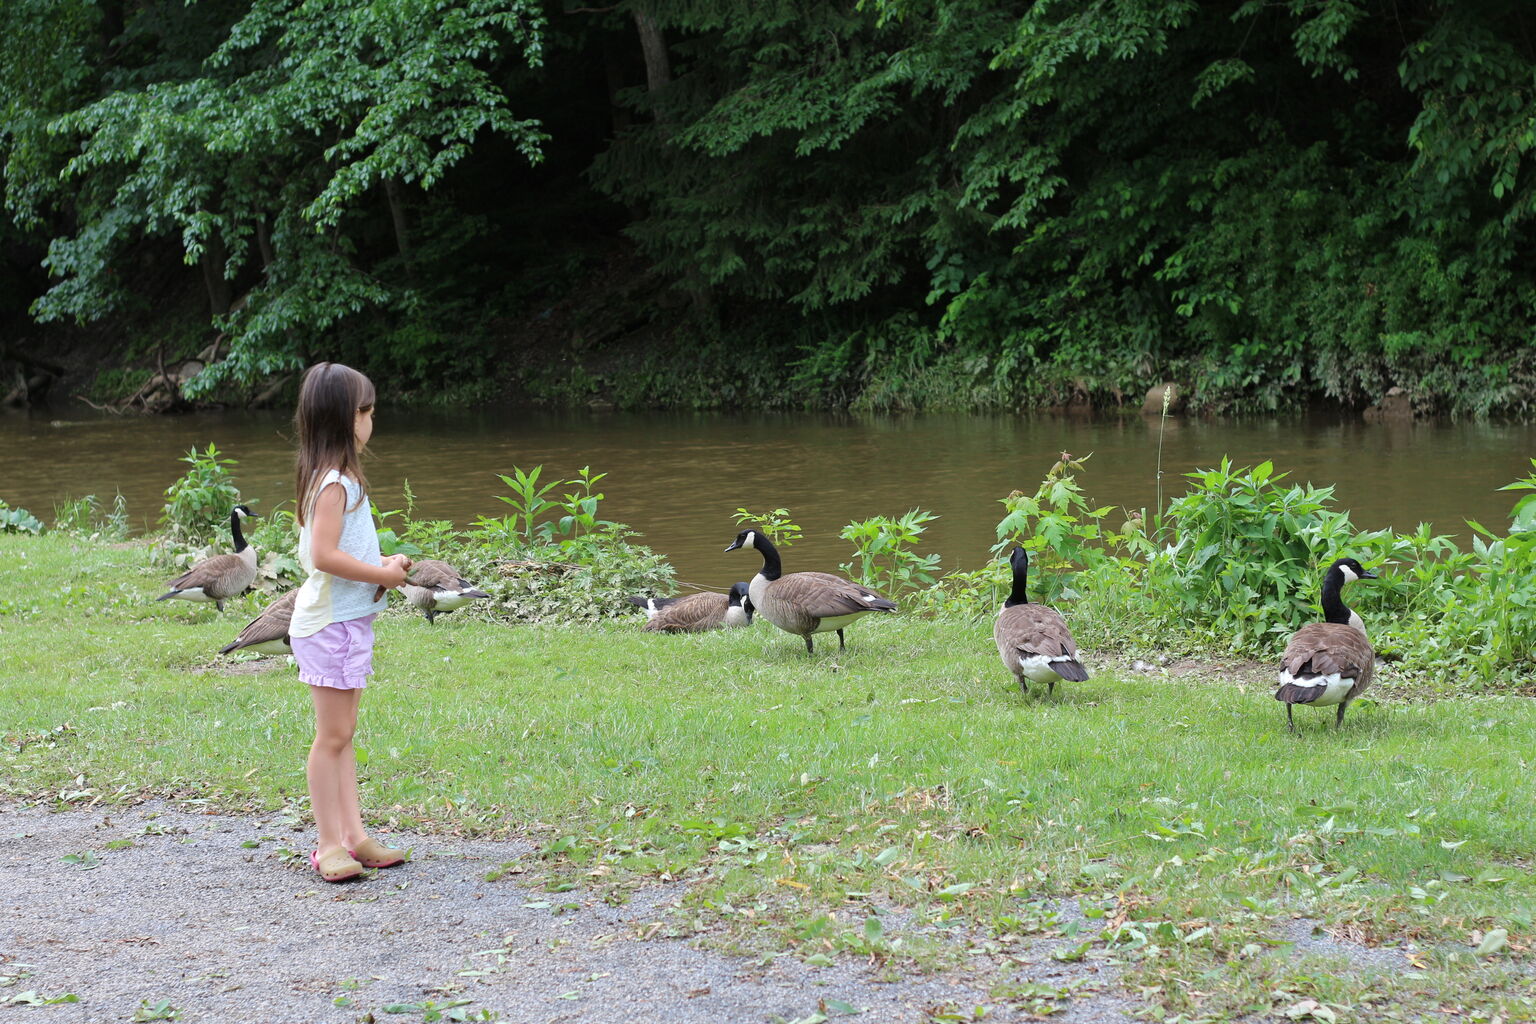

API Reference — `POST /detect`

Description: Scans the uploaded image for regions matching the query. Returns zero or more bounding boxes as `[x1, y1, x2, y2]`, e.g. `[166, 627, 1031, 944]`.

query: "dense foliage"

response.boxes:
[5, 1, 1536, 414]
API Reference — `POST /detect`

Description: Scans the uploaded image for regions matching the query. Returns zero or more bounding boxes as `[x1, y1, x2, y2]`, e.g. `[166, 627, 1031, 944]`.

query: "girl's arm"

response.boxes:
[309, 482, 410, 590]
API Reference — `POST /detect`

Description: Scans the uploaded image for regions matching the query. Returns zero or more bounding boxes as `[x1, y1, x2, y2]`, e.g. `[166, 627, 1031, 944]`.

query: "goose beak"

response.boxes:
[1361, 569, 1378, 579]
[724, 540, 742, 552]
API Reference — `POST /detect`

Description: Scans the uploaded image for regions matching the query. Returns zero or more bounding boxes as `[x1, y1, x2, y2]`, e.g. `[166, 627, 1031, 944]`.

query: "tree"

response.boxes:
[0, 0, 548, 393]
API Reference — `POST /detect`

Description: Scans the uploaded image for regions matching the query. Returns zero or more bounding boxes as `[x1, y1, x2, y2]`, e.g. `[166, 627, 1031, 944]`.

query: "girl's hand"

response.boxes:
[379, 555, 411, 590]
[372, 555, 412, 602]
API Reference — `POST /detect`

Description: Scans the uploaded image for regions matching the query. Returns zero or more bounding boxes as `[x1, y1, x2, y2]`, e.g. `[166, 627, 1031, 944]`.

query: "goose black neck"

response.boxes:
[1320, 568, 1351, 625]
[1004, 558, 1030, 608]
[230, 510, 248, 553]
[753, 535, 783, 581]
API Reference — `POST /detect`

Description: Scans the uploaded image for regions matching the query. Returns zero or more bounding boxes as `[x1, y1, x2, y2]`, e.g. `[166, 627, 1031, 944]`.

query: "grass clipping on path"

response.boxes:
[5, 533, 1536, 1022]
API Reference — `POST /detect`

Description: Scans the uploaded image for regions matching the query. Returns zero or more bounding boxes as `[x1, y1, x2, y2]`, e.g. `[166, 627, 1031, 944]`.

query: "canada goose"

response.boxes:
[1275, 557, 1378, 731]
[724, 529, 896, 653]
[219, 590, 296, 656]
[994, 546, 1089, 696]
[156, 505, 260, 611]
[401, 559, 492, 624]
[630, 582, 755, 633]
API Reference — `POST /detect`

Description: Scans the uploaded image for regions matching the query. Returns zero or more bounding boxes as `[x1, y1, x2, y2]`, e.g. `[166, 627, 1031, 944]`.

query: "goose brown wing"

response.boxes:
[169, 553, 250, 593]
[777, 572, 897, 617]
[643, 591, 728, 632]
[221, 591, 296, 653]
[408, 559, 462, 591]
[996, 604, 1079, 658]
[1281, 624, 1373, 679]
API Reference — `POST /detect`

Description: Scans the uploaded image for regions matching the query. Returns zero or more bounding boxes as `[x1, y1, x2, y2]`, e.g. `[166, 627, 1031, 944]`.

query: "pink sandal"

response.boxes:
[310, 848, 365, 882]
[348, 837, 407, 869]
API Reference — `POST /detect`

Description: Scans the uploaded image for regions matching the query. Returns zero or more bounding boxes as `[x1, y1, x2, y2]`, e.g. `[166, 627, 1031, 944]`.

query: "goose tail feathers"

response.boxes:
[1052, 660, 1090, 682]
[1276, 681, 1327, 705]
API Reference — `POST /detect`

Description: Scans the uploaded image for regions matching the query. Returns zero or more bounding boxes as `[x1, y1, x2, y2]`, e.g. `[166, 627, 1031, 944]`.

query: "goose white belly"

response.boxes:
[1277, 671, 1356, 706]
[810, 613, 863, 634]
[246, 638, 292, 656]
[1017, 653, 1076, 683]
[431, 591, 476, 611]
[166, 587, 212, 603]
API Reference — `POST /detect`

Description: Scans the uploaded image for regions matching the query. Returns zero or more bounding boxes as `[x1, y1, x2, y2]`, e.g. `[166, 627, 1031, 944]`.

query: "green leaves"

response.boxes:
[4, 0, 547, 395]
[160, 444, 242, 543]
[839, 508, 942, 593]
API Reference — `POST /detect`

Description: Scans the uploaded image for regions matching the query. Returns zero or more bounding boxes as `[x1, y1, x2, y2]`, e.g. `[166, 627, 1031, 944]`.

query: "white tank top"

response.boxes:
[290, 470, 388, 638]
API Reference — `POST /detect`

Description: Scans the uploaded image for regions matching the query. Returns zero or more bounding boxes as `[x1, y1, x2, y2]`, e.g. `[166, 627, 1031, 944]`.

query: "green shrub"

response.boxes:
[52, 494, 129, 540]
[731, 507, 803, 548]
[445, 466, 676, 623]
[839, 509, 941, 595]
[160, 444, 244, 543]
[0, 500, 44, 535]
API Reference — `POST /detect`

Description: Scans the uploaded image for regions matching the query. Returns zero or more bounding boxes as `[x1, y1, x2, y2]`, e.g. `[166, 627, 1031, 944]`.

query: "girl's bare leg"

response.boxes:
[308, 686, 366, 857]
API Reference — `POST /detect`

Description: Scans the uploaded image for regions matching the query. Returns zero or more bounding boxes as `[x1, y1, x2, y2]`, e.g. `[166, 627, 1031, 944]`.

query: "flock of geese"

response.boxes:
[160, 508, 1379, 732]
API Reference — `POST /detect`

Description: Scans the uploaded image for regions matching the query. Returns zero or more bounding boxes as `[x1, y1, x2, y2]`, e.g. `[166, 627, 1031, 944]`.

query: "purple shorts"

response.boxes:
[292, 614, 378, 690]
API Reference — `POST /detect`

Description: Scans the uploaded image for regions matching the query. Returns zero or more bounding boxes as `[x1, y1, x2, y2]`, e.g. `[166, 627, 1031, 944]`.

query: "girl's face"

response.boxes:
[354, 405, 375, 447]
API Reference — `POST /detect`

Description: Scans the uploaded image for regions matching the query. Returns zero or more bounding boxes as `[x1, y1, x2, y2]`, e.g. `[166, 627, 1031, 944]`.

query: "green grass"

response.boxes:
[5, 533, 1535, 1022]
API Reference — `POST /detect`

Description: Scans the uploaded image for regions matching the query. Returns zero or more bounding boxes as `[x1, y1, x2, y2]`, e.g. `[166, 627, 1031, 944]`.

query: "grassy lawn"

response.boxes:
[5, 532, 1535, 1022]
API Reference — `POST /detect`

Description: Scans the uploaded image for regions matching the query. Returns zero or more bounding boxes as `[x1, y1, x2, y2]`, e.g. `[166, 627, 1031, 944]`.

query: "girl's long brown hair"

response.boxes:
[294, 362, 376, 526]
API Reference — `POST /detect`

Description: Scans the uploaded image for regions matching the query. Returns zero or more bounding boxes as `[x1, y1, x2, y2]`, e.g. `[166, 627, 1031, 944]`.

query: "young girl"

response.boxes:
[290, 362, 412, 882]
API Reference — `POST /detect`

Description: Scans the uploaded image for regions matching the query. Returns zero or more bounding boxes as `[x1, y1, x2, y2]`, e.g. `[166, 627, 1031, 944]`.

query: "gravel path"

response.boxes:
[0, 802, 1139, 1024]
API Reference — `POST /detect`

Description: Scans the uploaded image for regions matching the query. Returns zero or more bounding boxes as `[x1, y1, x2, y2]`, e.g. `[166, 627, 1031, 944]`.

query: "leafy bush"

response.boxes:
[915, 455, 1536, 691]
[839, 509, 941, 595]
[51, 494, 129, 540]
[160, 444, 244, 543]
[1150, 459, 1372, 651]
[445, 466, 676, 623]
[244, 506, 301, 590]
[732, 507, 802, 548]
[0, 500, 44, 535]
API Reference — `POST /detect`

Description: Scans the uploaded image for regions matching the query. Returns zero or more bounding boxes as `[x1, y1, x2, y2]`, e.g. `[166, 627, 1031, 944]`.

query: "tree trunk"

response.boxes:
[384, 178, 412, 262]
[633, 9, 672, 111]
[255, 216, 274, 271]
[199, 237, 232, 318]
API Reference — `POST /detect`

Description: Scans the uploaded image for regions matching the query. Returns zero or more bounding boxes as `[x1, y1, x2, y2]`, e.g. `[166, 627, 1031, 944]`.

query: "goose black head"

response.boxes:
[1009, 546, 1029, 573]
[725, 529, 757, 553]
[728, 581, 754, 622]
[1330, 557, 1376, 583]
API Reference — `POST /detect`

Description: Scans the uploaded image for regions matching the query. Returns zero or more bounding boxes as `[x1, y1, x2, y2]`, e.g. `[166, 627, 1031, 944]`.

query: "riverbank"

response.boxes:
[5, 533, 1534, 1021]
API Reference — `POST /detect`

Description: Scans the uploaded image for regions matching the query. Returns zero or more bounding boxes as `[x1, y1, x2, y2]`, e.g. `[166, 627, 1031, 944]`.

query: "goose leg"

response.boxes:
[1286, 704, 1296, 733]
[1335, 704, 1347, 729]
[216, 599, 225, 612]
[1016, 674, 1028, 697]
[837, 628, 846, 651]
[804, 635, 815, 654]
[1048, 680, 1056, 698]
[425, 609, 436, 625]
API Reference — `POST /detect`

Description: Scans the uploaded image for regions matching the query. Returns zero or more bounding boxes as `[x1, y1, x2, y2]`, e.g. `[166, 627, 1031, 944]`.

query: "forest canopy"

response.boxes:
[3, 0, 1536, 416]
